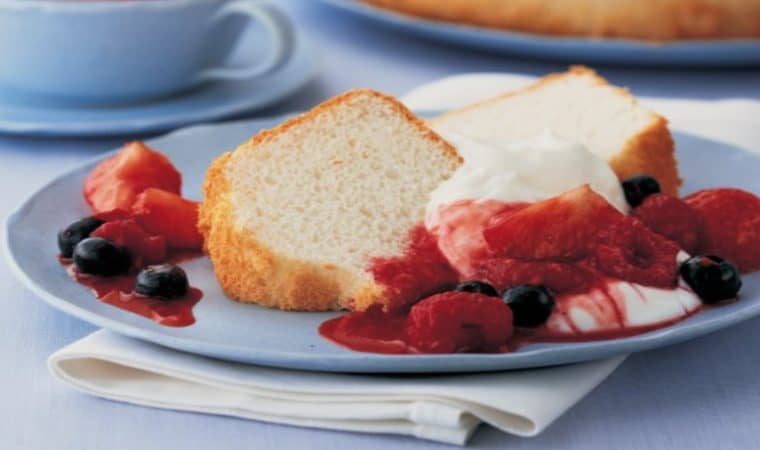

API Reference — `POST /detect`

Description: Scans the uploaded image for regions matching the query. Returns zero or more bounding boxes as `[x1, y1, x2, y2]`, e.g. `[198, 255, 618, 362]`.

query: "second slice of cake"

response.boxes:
[432, 66, 681, 195]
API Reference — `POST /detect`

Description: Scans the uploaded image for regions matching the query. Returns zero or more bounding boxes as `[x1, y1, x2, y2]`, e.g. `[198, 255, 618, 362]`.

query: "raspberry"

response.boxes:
[684, 188, 760, 273]
[631, 193, 702, 254]
[594, 218, 680, 288]
[406, 291, 513, 353]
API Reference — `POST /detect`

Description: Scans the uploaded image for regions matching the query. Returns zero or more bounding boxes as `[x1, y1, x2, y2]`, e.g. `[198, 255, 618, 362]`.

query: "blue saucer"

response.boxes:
[4, 114, 760, 373]
[321, 0, 760, 67]
[0, 34, 317, 137]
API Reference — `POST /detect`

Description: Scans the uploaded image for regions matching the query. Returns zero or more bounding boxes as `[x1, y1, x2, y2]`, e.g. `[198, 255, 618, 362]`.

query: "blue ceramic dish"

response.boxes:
[4, 115, 760, 373]
[320, 0, 760, 67]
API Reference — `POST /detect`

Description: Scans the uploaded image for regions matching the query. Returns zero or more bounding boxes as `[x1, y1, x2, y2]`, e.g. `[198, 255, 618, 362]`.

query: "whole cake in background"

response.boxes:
[364, 0, 760, 40]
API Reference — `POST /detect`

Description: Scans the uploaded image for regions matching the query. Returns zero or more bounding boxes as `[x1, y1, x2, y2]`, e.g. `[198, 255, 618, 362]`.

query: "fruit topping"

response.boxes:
[405, 291, 513, 353]
[454, 280, 499, 297]
[482, 185, 681, 291]
[679, 255, 742, 303]
[91, 219, 167, 266]
[621, 175, 660, 207]
[631, 193, 702, 254]
[319, 307, 409, 354]
[428, 199, 529, 279]
[595, 218, 680, 288]
[135, 264, 189, 299]
[73, 237, 132, 277]
[57, 216, 105, 258]
[132, 188, 203, 250]
[475, 259, 594, 295]
[502, 285, 555, 327]
[370, 225, 459, 310]
[684, 188, 760, 273]
[93, 209, 132, 222]
[484, 185, 622, 260]
[84, 141, 182, 214]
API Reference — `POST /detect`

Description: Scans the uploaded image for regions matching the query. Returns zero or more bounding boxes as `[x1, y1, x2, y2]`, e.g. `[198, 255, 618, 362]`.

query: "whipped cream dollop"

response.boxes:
[547, 281, 702, 337]
[426, 129, 628, 225]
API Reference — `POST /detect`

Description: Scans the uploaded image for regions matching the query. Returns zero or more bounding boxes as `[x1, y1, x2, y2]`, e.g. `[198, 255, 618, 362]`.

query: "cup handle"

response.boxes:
[195, 1, 295, 83]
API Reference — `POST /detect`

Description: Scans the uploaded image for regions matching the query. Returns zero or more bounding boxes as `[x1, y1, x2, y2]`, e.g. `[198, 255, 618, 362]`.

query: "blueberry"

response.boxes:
[135, 264, 189, 299]
[454, 280, 499, 297]
[622, 175, 661, 207]
[57, 216, 104, 258]
[73, 237, 131, 276]
[503, 285, 555, 327]
[679, 255, 741, 303]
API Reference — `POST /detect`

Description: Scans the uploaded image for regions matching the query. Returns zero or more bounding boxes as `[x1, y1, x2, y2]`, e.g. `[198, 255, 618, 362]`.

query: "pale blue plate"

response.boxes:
[4, 114, 760, 373]
[321, 0, 760, 67]
[0, 31, 317, 137]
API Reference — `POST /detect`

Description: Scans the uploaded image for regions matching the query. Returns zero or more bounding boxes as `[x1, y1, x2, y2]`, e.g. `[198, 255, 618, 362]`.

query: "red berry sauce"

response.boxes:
[319, 307, 411, 354]
[368, 224, 459, 311]
[320, 280, 701, 355]
[320, 195, 699, 355]
[60, 250, 203, 327]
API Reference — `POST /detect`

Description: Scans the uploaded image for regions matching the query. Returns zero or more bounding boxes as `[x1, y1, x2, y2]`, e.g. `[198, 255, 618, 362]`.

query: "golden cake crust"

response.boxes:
[364, 0, 760, 40]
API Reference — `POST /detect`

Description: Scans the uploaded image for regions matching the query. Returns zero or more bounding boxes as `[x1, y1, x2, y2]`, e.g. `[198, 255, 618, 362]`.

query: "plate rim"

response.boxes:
[5, 114, 760, 373]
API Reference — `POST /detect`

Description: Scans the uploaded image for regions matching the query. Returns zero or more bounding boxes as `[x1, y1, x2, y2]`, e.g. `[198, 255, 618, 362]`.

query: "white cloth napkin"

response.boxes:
[50, 331, 623, 445]
[51, 73, 759, 446]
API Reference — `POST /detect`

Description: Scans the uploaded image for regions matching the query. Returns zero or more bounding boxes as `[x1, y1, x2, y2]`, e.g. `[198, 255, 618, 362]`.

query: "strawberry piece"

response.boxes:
[684, 188, 760, 273]
[84, 142, 182, 213]
[93, 209, 132, 222]
[595, 218, 680, 288]
[481, 186, 682, 290]
[132, 188, 202, 250]
[631, 193, 702, 254]
[474, 258, 594, 294]
[483, 185, 623, 260]
[91, 219, 167, 266]
[405, 291, 513, 353]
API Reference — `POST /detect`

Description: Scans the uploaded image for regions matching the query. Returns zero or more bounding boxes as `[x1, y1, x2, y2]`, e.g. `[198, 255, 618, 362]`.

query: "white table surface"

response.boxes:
[2, 1, 760, 449]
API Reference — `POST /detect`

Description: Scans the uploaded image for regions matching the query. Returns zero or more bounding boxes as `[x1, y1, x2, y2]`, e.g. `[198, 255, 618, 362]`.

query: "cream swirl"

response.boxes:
[426, 129, 628, 227]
